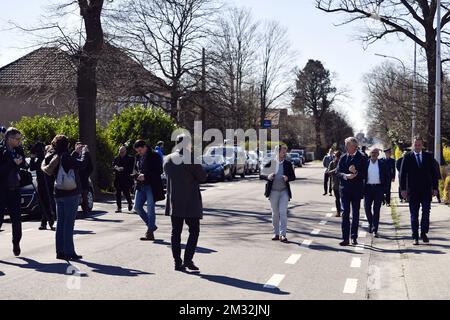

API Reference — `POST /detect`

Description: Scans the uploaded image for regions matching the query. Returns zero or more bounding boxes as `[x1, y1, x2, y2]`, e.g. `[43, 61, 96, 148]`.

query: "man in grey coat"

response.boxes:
[164, 135, 207, 271]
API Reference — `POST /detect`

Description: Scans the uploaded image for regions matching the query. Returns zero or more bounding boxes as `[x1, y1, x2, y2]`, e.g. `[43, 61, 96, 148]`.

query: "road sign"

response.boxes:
[262, 120, 272, 128]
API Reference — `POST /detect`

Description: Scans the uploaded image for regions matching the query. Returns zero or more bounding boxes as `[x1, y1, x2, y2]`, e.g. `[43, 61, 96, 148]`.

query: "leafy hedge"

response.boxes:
[106, 105, 178, 153]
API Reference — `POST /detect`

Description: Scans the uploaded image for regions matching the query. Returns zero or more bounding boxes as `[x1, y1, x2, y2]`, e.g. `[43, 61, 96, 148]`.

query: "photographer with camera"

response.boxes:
[30, 142, 56, 230]
[0, 127, 27, 256]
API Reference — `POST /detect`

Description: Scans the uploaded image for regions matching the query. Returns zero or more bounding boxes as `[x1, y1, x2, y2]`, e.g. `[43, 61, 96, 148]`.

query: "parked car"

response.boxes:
[246, 151, 259, 174]
[204, 146, 246, 179]
[290, 149, 306, 165]
[287, 152, 302, 167]
[259, 151, 275, 180]
[200, 155, 233, 182]
[17, 169, 95, 218]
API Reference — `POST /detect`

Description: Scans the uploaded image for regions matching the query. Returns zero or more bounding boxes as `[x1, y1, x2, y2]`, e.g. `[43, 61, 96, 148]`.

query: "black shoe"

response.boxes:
[13, 243, 21, 257]
[352, 239, 358, 246]
[280, 236, 288, 243]
[175, 264, 186, 272]
[66, 254, 83, 261]
[183, 261, 200, 271]
[413, 239, 419, 246]
[323, 193, 327, 196]
[128, 204, 133, 212]
[421, 233, 430, 243]
[115, 209, 122, 213]
[374, 232, 379, 238]
[38, 225, 47, 230]
[140, 232, 155, 241]
[272, 235, 280, 241]
[56, 253, 67, 260]
[339, 241, 350, 246]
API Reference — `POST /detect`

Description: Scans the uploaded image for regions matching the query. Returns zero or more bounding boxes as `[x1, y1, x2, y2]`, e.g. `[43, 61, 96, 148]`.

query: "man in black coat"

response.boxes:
[134, 140, 165, 241]
[30, 142, 55, 230]
[396, 151, 408, 203]
[0, 128, 27, 256]
[383, 148, 396, 206]
[400, 137, 439, 245]
[74, 142, 93, 215]
[164, 134, 207, 271]
[337, 137, 367, 246]
[113, 146, 135, 213]
[364, 148, 390, 237]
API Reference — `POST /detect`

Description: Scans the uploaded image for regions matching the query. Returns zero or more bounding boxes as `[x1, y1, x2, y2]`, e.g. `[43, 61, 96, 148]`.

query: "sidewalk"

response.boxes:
[367, 184, 450, 300]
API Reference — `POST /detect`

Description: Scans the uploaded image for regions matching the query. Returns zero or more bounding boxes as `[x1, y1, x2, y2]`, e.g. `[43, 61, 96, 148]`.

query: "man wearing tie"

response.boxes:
[364, 148, 389, 238]
[400, 137, 439, 245]
[337, 137, 366, 246]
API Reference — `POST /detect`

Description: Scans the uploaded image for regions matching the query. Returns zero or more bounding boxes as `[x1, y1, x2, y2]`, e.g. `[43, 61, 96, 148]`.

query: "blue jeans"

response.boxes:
[55, 195, 79, 256]
[134, 185, 157, 233]
[341, 190, 361, 241]
[409, 195, 431, 239]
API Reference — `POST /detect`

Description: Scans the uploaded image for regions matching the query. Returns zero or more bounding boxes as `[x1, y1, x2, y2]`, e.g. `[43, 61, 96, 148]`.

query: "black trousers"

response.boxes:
[334, 188, 341, 214]
[0, 189, 22, 244]
[324, 171, 330, 194]
[37, 184, 55, 226]
[116, 186, 132, 209]
[171, 216, 200, 265]
[384, 181, 392, 205]
[365, 185, 383, 233]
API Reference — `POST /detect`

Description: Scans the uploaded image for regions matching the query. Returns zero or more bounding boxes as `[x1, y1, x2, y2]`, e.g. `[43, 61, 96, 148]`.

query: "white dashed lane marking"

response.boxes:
[301, 240, 312, 247]
[326, 213, 333, 218]
[311, 229, 321, 235]
[343, 279, 358, 294]
[284, 254, 302, 265]
[354, 243, 365, 252]
[319, 220, 328, 226]
[264, 274, 285, 289]
[351, 257, 362, 268]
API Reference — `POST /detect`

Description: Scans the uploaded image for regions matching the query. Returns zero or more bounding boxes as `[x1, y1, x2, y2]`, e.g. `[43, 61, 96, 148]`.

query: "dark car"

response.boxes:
[290, 149, 306, 165]
[200, 155, 233, 182]
[287, 153, 302, 167]
[17, 170, 95, 218]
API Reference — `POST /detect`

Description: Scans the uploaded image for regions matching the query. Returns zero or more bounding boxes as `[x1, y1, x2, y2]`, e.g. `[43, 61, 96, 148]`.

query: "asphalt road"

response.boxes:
[0, 162, 444, 300]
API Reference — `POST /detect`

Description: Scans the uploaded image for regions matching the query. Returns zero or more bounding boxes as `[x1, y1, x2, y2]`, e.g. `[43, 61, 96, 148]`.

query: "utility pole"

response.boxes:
[201, 48, 207, 125]
[435, 0, 442, 164]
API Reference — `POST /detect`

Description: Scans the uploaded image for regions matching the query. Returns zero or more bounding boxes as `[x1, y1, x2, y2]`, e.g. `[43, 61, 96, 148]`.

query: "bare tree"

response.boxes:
[258, 21, 295, 128]
[316, 0, 450, 152]
[108, 0, 219, 120]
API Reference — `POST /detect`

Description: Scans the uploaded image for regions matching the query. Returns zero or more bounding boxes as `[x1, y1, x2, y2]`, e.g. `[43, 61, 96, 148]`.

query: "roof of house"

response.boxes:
[0, 43, 168, 96]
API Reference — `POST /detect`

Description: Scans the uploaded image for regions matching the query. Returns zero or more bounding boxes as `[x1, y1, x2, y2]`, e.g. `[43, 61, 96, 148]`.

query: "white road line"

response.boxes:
[351, 257, 362, 268]
[361, 222, 369, 228]
[301, 239, 312, 247]
[359, 231, 367, 238]
[343, 278, 358, 294]
[23, 228, 33, 232]
[264, 274, 285, 289]
[354, 243, 365, 252]
[326, 213, 333, 218]
[311, 229, 321, 235]
[319, 220, 328, 225]
[285, 254, 302, 265]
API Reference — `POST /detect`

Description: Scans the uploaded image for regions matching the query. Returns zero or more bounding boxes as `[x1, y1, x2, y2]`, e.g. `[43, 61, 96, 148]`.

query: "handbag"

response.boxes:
[55, 161, 77, 191]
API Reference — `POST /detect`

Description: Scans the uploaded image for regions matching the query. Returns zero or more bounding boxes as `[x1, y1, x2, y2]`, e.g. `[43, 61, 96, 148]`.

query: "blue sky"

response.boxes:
[0, 0, 418, 133]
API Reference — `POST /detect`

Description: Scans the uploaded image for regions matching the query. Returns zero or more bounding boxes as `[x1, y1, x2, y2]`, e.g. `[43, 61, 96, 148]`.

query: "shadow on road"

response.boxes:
[187, 273, 290, 295]
[0, 271, 5, 276]
[73, 230, 96, 235]
[73, 260, 153, 277]
[0, 258, 71, 275]
[153, 239, 217, 254]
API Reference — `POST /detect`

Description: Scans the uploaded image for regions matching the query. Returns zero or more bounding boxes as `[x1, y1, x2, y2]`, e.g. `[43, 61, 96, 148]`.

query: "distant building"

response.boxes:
[0, 43, 171, 125]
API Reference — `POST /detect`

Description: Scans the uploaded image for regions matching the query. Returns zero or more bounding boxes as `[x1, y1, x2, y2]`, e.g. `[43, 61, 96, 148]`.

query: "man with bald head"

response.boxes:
[113, 146, 135, 213]
[364, 148, 389, 238]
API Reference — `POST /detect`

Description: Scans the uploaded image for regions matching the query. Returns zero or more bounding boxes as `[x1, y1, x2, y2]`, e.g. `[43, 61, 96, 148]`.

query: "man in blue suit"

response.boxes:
[337, 137, 367, 246]
[400, 137, 439, 245]
[364, 148, 389, 238]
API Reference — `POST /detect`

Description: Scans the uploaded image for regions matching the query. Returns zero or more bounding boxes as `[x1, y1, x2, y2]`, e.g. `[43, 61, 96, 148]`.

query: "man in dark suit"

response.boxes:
[364, 148, 389, 238]
[383, 148, 396, 207]
[164, 134, 207, 271]
[113, 146, 135, 213]
[337, 137, 367, 246]
[400, 137, 439, 245]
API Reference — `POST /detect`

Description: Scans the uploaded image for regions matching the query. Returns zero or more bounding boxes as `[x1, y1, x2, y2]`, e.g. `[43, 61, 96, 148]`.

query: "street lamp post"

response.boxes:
[435, 0, 442, 164]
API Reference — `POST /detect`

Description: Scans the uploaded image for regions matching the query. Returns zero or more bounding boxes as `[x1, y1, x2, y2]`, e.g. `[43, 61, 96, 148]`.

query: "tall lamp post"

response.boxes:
[435, 0, 442, 164]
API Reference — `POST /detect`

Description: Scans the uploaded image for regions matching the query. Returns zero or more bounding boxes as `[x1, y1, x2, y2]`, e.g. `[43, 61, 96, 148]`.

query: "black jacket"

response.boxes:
[261, 160, 296, 199]
[384, 158, 396, 181]
[400, 151, 439, 199]
[54, 151, 88, 199]
[0, 144, 27, 190]
[337, 151, 367, 198]
[135, 150, 165, 202]
[73, 151, 93, 190]
[113, 155, 135, 189]
[364, 159, 390, 193]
